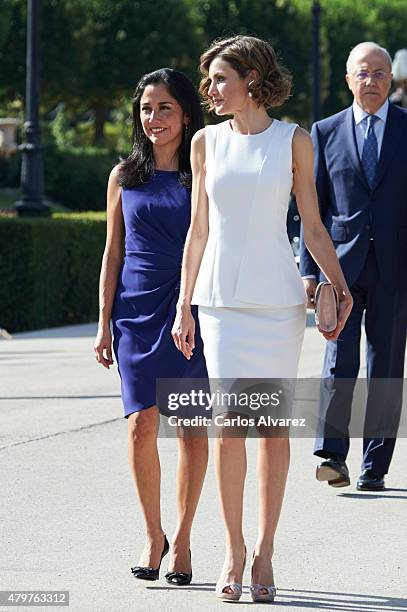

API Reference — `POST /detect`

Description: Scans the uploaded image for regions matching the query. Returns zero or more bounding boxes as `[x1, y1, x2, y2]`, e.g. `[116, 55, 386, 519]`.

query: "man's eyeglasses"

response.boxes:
[353, 70, 390, 81]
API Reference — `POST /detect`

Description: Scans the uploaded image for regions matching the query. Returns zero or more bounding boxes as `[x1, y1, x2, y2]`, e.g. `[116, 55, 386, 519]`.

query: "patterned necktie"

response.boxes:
[361, 114, 379, 188]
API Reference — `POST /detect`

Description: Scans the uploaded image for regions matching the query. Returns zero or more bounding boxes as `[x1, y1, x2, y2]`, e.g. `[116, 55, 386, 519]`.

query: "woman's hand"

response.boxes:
[317, 289, 353, 341]
[303, 278, 317, 309]
[172, 305, 195, 360]
[94, 325, 114, 369]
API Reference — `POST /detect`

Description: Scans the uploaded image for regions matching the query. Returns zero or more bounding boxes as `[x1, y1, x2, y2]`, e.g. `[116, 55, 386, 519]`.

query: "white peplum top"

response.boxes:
[192, 119, 307, 308]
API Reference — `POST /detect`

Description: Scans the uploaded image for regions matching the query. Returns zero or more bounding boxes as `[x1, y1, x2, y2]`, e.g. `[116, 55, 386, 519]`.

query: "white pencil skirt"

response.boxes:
[198, 304, 306, 418]
[198, 304, 306, 379]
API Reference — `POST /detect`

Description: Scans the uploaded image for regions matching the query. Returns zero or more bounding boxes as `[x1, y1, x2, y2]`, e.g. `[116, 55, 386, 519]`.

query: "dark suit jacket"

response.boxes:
[300, 102, 407, 291]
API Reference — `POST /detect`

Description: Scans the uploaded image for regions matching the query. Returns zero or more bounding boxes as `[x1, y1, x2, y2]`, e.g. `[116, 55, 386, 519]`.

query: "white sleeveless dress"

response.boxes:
[192, 119, 307, 379]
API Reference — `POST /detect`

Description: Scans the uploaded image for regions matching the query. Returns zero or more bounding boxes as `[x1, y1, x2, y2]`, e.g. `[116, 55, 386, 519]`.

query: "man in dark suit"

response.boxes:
[300, 42, 407, 491]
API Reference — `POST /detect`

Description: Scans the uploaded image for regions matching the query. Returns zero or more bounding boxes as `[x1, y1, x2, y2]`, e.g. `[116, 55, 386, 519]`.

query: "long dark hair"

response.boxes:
[119, 68, 204, 189]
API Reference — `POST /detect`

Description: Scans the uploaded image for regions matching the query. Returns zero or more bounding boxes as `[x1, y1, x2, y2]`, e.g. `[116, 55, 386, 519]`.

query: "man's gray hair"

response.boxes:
[346, 42, 392, 74]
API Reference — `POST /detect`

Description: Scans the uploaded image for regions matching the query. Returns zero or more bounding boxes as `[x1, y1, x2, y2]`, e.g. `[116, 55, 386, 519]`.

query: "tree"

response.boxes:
[72, 0, 202, 142]
[192, 0, 314, 125]
[0, 0, 26, 108]
[0, 0, 202, 142]
[293, 0, 407, 118]
[3, 0, 406, 140]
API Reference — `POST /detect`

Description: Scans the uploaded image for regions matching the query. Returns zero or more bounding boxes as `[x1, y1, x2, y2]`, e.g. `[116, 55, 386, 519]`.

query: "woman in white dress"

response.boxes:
[172, 35, 353, 602]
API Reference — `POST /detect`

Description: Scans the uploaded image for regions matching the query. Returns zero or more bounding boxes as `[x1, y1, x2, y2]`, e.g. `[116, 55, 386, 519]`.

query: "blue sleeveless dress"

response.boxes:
[112, 170, 208, 418]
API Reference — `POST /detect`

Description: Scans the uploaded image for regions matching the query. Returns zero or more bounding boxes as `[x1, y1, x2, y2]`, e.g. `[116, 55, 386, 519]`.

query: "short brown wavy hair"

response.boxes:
[199, 35, 292, 111]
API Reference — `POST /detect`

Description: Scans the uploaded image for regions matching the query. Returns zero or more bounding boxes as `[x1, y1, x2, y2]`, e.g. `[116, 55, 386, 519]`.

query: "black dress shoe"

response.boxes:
[165, 550, 192, 586]
[316, 457, 350, 487]
[356, 470, 385, 491]
[131, 534, 170, 581]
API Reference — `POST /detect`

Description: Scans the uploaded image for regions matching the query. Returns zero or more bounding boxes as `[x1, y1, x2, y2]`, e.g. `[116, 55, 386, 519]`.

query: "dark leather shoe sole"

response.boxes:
[316, 465, 341, 481]
[328, 475, 351, 488]
[316, 465, 350, 487]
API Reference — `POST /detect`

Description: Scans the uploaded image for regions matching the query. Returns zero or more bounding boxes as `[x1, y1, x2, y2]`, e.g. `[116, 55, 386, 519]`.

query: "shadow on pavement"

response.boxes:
[339, 491, 407, 500]
[146, 585, 407, 610]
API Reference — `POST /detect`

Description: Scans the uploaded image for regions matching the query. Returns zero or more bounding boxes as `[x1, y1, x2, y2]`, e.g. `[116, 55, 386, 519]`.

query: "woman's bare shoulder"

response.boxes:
[293, 126, 312, 144]
[191, 128, 206, 147]
[191, 128, 206, 163]
[292, 126, 313, 161]
[109, 163, 123, 184]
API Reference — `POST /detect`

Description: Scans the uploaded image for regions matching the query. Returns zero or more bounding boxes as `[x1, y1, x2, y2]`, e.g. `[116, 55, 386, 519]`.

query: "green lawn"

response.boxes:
[0, 188, 68, 211]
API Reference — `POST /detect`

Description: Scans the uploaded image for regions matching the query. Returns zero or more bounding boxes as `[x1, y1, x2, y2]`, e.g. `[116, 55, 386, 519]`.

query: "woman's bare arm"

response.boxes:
[178, 128, 209, 306]
[172, 128, 209, 358]
[292, 128, 353, 339]
[94, 164, 124, 368]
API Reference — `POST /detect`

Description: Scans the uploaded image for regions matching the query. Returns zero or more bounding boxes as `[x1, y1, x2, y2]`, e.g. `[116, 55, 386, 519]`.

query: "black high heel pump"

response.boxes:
[131, 534, 169, 581]
[165, 549, 192, 586]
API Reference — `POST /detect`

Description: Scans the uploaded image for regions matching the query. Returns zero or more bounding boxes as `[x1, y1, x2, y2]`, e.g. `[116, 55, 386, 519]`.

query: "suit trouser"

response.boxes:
[314, 242, 407, 474]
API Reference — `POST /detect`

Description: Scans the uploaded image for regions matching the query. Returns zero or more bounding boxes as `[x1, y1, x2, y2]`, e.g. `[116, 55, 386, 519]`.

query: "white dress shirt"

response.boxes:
[353, 98, 389, 158]
[301, 98, 390, 280]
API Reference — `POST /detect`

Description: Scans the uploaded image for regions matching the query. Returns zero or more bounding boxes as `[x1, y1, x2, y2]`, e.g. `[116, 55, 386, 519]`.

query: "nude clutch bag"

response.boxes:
[315, 282, 339, 333]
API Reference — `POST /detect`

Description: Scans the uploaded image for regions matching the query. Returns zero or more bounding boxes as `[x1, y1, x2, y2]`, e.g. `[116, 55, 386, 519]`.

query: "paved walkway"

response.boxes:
[0, 323, 406, 611]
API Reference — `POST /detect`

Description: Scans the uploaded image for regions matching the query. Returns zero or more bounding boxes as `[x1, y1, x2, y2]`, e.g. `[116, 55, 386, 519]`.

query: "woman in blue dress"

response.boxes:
[94, 68, 208, 585]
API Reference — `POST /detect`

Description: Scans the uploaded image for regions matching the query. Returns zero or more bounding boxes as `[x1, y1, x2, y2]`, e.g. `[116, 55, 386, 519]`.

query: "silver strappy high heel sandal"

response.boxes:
[215, 546, 246, 602]
[250, 552, 277, 603]
[216, 582, 243, 602]
[250, 583, 277, 603]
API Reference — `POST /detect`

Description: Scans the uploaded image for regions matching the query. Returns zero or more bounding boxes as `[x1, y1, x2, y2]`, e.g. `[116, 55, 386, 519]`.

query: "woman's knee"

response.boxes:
[127, 406, 158, 442]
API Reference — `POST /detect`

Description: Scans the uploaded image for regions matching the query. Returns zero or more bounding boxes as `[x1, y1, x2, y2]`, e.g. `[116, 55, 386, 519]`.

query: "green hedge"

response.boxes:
[0, 213, 107, 333]
[43, 144, 116, 211]
[0, 144, 116, 211]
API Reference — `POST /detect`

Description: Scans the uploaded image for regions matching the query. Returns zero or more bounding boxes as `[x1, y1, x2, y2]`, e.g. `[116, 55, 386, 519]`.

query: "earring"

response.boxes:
[247, 80, 255, 97]
[184, 124, 189, 134]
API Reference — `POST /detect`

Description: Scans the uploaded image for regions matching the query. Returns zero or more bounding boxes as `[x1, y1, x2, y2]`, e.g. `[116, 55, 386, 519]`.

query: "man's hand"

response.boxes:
[303, 278, 317, 309]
